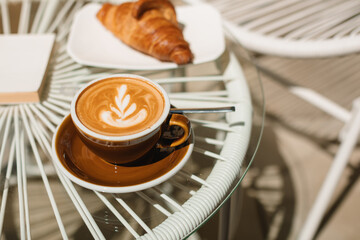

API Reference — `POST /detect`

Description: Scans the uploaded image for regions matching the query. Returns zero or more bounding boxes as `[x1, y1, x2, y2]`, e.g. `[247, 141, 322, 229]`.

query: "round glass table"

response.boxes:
[0, 1, 264, 239]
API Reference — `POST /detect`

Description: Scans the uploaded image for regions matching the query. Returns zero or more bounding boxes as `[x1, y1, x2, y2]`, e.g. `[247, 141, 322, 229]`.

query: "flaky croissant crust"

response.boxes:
[97, 0, 193, 64]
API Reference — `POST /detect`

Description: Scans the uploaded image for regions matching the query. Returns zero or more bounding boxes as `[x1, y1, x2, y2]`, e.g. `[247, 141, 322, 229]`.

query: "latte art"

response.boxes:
[100, 85, 148, 128]
[76, 77, 165, 136]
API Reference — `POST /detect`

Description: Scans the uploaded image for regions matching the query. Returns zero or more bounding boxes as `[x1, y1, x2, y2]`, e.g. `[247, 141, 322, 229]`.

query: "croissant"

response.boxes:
[96, 0, 193, 65]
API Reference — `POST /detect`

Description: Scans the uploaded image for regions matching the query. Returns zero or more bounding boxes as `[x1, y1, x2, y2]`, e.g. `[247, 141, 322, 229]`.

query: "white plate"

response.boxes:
[67, 3, 225, 70]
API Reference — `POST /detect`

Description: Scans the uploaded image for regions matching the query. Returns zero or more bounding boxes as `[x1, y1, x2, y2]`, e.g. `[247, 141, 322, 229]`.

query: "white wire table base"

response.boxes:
[0, 1, 260, 239]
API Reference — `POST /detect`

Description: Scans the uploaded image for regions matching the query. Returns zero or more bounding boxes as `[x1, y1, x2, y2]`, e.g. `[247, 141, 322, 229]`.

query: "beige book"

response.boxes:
[0, 34, 55, 104]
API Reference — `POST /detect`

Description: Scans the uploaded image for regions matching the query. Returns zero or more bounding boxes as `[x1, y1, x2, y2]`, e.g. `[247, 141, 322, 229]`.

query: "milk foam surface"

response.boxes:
[76, 77, 165, 136]
[100, 84, 148, 128]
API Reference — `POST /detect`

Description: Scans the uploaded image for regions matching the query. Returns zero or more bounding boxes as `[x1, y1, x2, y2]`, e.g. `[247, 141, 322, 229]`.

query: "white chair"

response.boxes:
[206, 0, 360, 239]
[210, 0, 360, 58]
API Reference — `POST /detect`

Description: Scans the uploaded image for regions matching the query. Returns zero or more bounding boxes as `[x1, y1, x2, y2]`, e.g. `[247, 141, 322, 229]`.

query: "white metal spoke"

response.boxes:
[302, 5, 360, 40]
[52, 73, 112, 84]
[229, 1, 295, 25]
[285, 2, 348, 39]
[0, 0, 10, 34]
[53, 56, 76, 71]
[266, 1, 340, 37]
[190, 118, 241, 133]
[169, 179, 196, 196]
[32, 117, 52, 143]
[55, 44, 68, 57]
[37, 0, 60, 33]
[243, 1, 318, 30]
[211, 0, 267, 20]
[47, 0, 75, 33]
[24, 106, 105, 240]
[193, 147, 227, 161]
[14, 107, 26, 239]
[178, 170, 213, 189]
[151, 187, 197, 234]
[28, 104, 56, 133]
[195, 136, 225, 146]
[55, 0, 84, 41]
[47, 98, 71, 110]
[152, 187, 183, 212]
[34, 104, 62, 125]
[0, 108, 8, 133]
[333, 19, 360, 39]
[0, 138, 16, 235]
[50, 83, 85, 91]
[42, 101, 69, 116]
[29, 0, 46, 33]
[49, 151, 105, 239]
[18, 0, 31, 33]
[330, 15, 360, 39]
[94, 192, 140, 238]
[20, 130, 31, 240]
[114, 196, 157, 239]
[52, 64, 84, 76]
[0, 108, 12, 172]
[52, 68, 101, 81]
[136, 192, 172, 217]
[47, 93, 74, 103]
[24, 105, 52, 157]
[59, 175, 106, 240]
[19, 106, 68, 239]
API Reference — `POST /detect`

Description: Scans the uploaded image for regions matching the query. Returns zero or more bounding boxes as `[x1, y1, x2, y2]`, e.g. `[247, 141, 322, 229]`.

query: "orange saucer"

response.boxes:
[52, 114, 194, 193]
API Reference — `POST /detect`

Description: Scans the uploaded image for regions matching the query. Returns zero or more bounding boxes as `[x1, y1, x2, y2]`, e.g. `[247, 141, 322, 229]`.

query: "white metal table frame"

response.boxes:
[0, 0, 263, 239]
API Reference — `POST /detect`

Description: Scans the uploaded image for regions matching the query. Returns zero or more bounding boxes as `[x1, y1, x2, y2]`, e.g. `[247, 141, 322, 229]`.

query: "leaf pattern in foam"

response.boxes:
[100, 84, 148, 128]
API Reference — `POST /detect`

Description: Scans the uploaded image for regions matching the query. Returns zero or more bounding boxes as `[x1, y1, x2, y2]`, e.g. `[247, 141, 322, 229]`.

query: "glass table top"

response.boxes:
[0, 1, 264, 239]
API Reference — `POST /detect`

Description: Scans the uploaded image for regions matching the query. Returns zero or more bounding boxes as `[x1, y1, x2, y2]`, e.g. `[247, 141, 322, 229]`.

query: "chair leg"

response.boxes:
[298, 99, 360, 240]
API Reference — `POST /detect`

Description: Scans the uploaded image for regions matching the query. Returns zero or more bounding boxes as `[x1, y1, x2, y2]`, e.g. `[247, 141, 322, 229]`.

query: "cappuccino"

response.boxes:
[76, 77, 165, 136]
[70, 74, 190, 165]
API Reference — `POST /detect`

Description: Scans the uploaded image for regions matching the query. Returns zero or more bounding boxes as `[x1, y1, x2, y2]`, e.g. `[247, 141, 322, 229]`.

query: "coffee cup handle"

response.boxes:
[168, 114, 191, 148]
